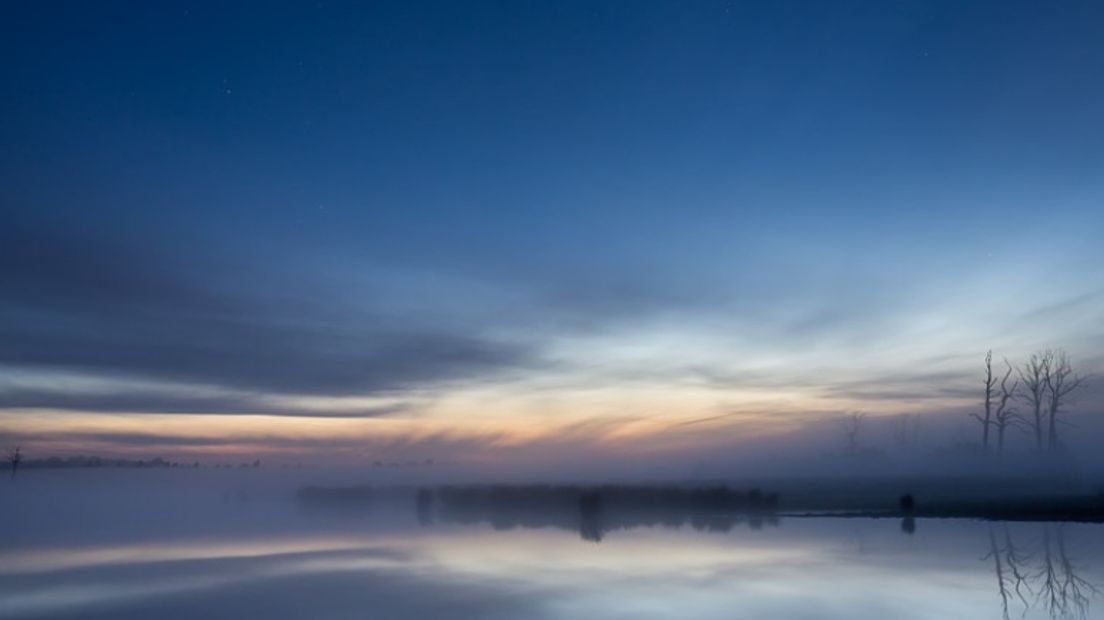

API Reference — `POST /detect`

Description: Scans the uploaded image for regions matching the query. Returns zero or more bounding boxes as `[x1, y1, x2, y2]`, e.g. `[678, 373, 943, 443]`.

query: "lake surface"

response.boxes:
[2, 471, 1102, 619]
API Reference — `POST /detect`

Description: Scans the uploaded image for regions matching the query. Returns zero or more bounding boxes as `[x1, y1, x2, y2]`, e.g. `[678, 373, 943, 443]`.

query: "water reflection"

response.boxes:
[416, 488, 434, 526]
[420, 485, 781, 542]
[901, 516, 917, 535]
[987, 524, 1101, 620]
[2, 487, 1102, 620]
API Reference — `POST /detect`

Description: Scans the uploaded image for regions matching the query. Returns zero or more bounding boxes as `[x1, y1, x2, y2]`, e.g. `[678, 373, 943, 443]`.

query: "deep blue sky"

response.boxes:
[2, 1, 1102, 463]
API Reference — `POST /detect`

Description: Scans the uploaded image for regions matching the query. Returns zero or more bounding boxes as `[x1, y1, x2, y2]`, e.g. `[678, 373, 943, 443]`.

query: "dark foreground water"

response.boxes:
[2, 471, 1102, 619]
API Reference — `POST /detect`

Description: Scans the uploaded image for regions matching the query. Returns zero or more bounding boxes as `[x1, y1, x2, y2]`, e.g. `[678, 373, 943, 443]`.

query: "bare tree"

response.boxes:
[973, 350, 997, 451]
[840, 412, 865, 456]
[1043, 349, 1086, 453]
[891, 414, 919, 449]
[1019, 353, 1049, 451]
[992, 359, 1022, 456]
[8, 447, 21, 478]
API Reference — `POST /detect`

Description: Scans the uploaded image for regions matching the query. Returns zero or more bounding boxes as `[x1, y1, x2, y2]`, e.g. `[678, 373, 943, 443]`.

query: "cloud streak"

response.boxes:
[0, 222, 541, 403]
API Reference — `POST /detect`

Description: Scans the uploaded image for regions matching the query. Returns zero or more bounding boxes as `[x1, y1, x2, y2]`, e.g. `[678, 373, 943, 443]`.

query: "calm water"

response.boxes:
[2, 472, 1102, 619]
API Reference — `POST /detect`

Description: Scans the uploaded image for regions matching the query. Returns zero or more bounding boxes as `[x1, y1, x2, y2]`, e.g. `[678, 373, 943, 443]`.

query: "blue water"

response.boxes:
[2, 471, 1101, 619]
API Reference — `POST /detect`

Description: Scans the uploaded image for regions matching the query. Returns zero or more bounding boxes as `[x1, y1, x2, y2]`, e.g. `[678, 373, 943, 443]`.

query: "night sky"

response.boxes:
[2, 1, 1103, 469]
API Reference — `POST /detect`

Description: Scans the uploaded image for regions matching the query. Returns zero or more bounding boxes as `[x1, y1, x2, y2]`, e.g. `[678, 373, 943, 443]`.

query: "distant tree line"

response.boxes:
[1, 454, 285, 473]
[5, 455, 200, 470]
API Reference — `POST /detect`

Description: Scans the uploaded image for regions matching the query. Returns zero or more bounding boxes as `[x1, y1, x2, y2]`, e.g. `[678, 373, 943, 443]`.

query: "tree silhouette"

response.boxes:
[891, 414, 919, 449]
[1019, 353, 1050, 451]
[1043, 349, 1086, 453]
[974, 350, 997, 451]
[992, 359, 1023, 456]
[840, 412, 865, 456]
[8, 447, 21, 478]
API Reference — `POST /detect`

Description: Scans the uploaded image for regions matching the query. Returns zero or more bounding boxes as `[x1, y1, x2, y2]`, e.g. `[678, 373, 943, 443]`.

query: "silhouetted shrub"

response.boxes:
[899, 493, 916, 512]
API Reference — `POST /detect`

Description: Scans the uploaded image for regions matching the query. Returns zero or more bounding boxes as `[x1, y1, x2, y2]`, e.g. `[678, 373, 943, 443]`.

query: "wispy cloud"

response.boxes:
[0, 222, 542, 402]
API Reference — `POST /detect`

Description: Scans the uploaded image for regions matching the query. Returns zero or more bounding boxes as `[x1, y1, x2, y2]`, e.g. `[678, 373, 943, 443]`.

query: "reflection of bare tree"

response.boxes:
[1034, 526, 1100, 619]
[986, 528, 1012, 619]
[1003, 528, 1032, 613]
[1055, 528, 1099, 620]
[988, 525, 1100, 620]
[986, 526, 1031, 620]
[416, 488, 434, 526]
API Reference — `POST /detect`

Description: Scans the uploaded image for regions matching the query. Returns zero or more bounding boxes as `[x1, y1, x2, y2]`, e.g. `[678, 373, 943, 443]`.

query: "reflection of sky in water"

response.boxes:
[3, 519, 1102, 619]
[1, 475, 1102, 619]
